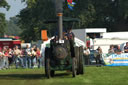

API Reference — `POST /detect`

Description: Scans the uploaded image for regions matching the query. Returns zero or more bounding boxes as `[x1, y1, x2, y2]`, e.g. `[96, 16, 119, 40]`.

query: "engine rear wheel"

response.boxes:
[45, 48, 51, 78]
[79, 47, 84, 74]
[75, 47, 80, 75]
[45, 58, 51, 78]
[72, 57, 77, 77]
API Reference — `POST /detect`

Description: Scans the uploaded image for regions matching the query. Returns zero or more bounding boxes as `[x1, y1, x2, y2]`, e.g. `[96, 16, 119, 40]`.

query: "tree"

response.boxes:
[0, 0, 10, 37]
[19, 0, 96, 42]
[19, 0, 128, 42]
[0, 13, 6, 37]
[5, 17, 22, 36]
[18, 0, 56, 42]
[111, 0, 128, 31]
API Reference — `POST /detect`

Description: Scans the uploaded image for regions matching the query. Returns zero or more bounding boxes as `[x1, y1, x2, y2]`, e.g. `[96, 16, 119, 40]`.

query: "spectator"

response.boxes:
[124, 42, 128, 53]
[8, 48, 13, 67]
[25, 45, 31, 68]
[14, 46, 24, 69]
[12, 47, 16, 64]
[33, 45, 37, 52]
[108, 45, 115, 54]
[21, 48, 26, 68]
[32, 45, 37, 67]
[3, 47, 9, 69]
[36, 48, 42, 68]
[30, 47, 36, 68]
[0, 50, 4, 70]
[114, 45, 122, 54]
[83, 47, 90, 65]
[95, 46, 102, 66]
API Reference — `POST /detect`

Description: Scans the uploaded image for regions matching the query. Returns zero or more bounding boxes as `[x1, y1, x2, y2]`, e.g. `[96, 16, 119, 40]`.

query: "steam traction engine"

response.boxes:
[45, 36, 84, 78]
[44, 0, 84, 78]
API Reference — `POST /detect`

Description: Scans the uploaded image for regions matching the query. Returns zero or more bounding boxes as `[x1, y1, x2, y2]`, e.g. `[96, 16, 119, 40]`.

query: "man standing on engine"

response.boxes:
[66, 27, 75, 57]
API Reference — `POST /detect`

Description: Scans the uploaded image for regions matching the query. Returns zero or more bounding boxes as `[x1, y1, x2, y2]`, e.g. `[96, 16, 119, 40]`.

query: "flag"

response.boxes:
[67, 0, 76, 10]
[67, 0, 72, 4]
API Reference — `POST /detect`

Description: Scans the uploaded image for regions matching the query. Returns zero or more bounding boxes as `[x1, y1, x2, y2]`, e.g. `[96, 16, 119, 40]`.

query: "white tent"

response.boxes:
[103, 32, 128, 39]
[74, 37, 85, 47]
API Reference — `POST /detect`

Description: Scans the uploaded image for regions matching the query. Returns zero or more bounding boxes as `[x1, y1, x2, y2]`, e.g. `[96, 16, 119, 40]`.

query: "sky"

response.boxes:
[0, 0, 26, 20]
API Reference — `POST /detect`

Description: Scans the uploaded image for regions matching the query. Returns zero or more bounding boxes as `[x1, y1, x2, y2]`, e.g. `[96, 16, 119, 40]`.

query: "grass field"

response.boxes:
[0, 66, 128, 85]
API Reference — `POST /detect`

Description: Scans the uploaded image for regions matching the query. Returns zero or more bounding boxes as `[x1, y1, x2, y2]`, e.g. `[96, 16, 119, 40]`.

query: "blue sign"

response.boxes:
[102, 53, 128, 66]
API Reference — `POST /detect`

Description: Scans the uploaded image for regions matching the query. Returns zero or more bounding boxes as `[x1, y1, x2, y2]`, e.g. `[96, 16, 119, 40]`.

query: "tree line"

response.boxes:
[1, 0, 128, 42]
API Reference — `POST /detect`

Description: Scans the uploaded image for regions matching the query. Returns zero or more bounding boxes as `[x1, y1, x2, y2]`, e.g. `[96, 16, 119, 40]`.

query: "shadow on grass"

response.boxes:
[0, 73, 72, 80]
[0, 74, 45, 80]
[54, 73, 71, 78]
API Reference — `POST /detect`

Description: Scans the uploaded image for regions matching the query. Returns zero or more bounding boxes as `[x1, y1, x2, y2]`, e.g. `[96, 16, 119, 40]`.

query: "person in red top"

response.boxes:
[36, 48, 42, 68]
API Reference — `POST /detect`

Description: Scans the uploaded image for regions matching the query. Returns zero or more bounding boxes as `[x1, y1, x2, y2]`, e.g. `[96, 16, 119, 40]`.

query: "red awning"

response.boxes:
[13, 40, 21, 44]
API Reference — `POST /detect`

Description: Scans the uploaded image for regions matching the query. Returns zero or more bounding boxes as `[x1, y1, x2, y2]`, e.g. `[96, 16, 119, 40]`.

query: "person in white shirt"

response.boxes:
[95, 46, 102, 67]
[30, 47, 36, 68]
[14, 46, 24, 69]
[108, 45, 114, 54]
[84, 47, 90, 65]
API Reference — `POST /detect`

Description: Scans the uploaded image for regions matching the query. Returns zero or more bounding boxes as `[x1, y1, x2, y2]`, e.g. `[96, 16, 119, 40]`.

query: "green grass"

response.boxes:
[0, 66, 128, 85]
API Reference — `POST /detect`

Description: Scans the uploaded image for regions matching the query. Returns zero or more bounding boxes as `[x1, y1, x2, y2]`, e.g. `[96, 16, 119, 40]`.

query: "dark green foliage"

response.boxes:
[0, 13, 6, 37]
[19, 0, 128, 42]
[18, 0, 56, 42]
[0, 0, 10, 10]
[0, 0, 10, 37]
[5, 17, 22, 36]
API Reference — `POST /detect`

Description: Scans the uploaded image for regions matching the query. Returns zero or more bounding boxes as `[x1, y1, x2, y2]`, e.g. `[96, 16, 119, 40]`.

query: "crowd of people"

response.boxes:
[108, 42, 128, 54]
[83, 46, 103, 66]
[0, 45, 43, 70]
[83, 42, 128, 66]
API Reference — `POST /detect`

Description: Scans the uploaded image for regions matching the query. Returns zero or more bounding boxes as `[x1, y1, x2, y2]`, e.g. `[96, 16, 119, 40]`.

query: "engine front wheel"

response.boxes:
[50, 70, 55, 77]
[45, 58, 51, 78]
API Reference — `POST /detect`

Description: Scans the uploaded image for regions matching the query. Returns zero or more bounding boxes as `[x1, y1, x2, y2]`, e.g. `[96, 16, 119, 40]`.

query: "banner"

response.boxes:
[102, 53, 128, 66]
